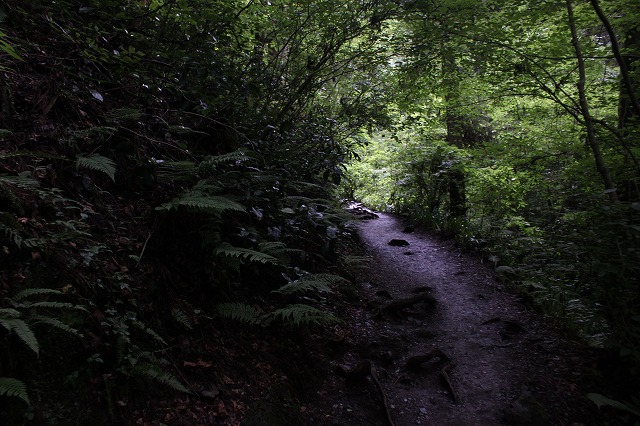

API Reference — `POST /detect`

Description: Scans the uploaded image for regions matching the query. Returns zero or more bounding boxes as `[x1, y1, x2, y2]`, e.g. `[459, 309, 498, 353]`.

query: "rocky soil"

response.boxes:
[306, 211, 616, 426]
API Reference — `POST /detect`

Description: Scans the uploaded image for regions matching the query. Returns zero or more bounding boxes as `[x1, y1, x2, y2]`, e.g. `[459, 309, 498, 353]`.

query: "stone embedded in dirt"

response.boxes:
[495, 265, 516, 275]
[414, 329, 436, 339]
[402, 225, 415, 233]
[379, 293, 437, 315]
[503, 386, 549, 425]
[375, 289, 393, 299]
[345, 202, 379, 220]
[403, 251, 413, 255]
[388, 239, 410, 246]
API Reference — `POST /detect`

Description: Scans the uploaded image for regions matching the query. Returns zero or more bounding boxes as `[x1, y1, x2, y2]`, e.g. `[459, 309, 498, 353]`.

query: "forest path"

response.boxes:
[310, 211, 599, 425]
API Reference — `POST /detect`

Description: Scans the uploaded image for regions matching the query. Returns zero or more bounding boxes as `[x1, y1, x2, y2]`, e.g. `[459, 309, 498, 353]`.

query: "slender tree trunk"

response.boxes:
[566, 0, 618, 201]
[617, 28, 640, 130]
[442, 45, 467, 217]
[588, 0, 640, 128]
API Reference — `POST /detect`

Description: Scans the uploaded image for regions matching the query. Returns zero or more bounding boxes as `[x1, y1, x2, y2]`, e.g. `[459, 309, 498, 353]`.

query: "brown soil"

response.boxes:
[306, 212, 616, 426]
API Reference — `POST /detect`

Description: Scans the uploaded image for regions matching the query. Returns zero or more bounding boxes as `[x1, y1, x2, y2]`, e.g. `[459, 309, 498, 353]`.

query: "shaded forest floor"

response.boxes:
[305, 210, 626, 425]
[109, 208, 627, 425]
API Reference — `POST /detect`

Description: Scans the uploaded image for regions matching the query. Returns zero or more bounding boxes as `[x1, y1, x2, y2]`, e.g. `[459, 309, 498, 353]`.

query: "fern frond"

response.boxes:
[105, 107, 144, 122]
[284, 195, 313, 205]
[22, 301, 87, 311]
[192, 180, 222, 192]
[12, 288, 61, 302]
[0, 308, 21, 319]
[167, 125, 208, 135]
[274, 273, 347, 295]
[171, 308, 193, 330]
[0, 174, 40, 188]
[3, 318, 39, 355]
[131, 320, 167, 346]
[0, 223, 24, 248]
[0, 377, 30, 405]
[264, 304, 340, 326]
[287, 181, 323, 192]
[156, 161, 199, 183]
[156, 192, 244, 214]
[29, 314, 82, 336]
[77, 154, 116, 182]
[215, 303, 262, 325]
[135, 363, 191, 394]
[0, 150, 65, 160]
[215, 242, 280, 265]
[72, 126, 117, 138]
[258, 241, 304, 256]
[203, 149, 254, 166]
[257, 241, 303, 265]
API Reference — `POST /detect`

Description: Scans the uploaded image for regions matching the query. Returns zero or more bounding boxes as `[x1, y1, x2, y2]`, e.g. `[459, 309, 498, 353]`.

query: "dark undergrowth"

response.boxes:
[0, 1, 375, 423]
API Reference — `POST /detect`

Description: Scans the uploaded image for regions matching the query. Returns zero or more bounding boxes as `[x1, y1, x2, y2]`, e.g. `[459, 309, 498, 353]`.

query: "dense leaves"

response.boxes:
[0, 0, 639, 422]
[0, 0, 386, 423]
[341, 0, 640, 409]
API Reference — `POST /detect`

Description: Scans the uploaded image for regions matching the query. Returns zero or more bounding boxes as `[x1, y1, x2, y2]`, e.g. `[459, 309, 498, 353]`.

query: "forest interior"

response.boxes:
[0, 0, 638, 424]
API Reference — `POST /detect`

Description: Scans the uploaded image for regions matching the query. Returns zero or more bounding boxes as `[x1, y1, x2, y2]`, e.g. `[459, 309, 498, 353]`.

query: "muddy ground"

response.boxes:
[306, 211, 618, 425]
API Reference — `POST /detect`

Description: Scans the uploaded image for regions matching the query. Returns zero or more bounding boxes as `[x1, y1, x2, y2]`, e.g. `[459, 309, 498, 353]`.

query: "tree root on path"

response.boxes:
[336, 360, 396, 426]
[405, 349, 458, 404]
[374, 293, 436, 317]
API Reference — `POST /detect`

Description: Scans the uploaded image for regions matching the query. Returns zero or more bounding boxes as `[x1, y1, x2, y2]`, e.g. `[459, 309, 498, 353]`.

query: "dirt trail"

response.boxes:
[310, 211, 602, 425]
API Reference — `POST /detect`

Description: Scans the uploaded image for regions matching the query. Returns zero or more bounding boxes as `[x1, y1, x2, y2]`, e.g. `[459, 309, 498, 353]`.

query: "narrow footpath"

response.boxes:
[310, 211, 607, 425]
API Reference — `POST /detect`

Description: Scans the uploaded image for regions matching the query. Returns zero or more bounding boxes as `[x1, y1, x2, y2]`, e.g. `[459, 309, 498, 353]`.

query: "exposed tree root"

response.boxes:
[405, 349, 458, 404]
[376, 293, 436, 316]
[405, 348, 450, 370]
[337, 360, 396, 426]
[440, 362, 458, 404]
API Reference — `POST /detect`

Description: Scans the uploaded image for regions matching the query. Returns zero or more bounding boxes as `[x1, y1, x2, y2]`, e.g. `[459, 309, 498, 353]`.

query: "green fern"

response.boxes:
[156, 161, 199, 183]
[72, 126, 117, 139]
[1, 288, 87, 356]
[215, 303, 262, 325]
[0, 223, 25, 248]
[76, 154, 117, 182]
[0, 377, 29, 405]
[258, 241, 304, 256]
[274, 273, 348, 295]
[263, 304, 340, 326]
[0, 150, 65, 160]
[171, 307, 193, 330]
[215, 242, 281, 265]
[167, 125, 208, 135]
[19, 301, 88, 311]
[0, 318, 39, 355]
[283, 195, 314, 205]
[134, 363, 192, 394]
[104, 107, 144, 122]
[12, 288, 63, 302]
[29, 314, 83, 337]
[257, 241, 304, 265]
[0, 308, 20, 318]
[203, 149, 255, 166]
[156, 192, 244, 214]
[131, 320, 167, 346]
[0, 173, 40, 189]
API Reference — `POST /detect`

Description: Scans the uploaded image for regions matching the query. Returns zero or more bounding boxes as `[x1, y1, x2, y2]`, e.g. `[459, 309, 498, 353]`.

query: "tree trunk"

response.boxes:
[442, 45, 467, 217]
[566, 0, 618, 201]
